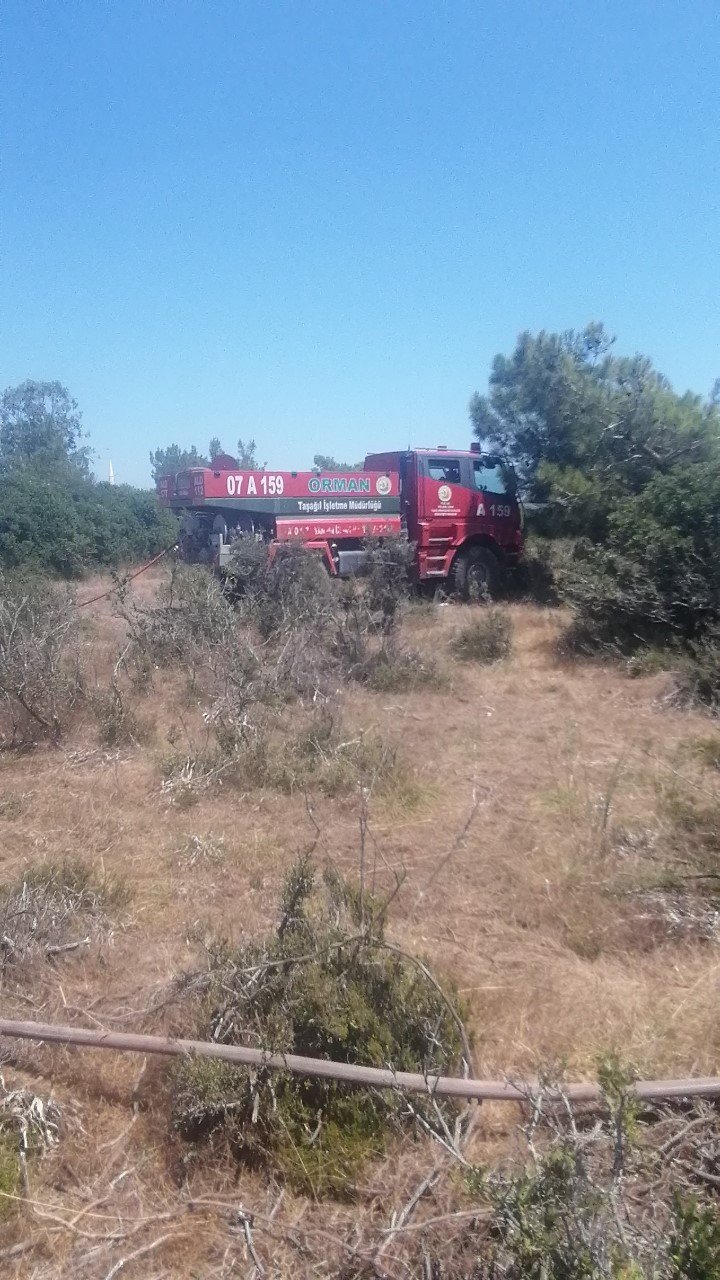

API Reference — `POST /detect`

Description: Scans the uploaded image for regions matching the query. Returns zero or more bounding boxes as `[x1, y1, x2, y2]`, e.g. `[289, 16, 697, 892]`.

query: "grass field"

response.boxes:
[0, 565, 718, 1276]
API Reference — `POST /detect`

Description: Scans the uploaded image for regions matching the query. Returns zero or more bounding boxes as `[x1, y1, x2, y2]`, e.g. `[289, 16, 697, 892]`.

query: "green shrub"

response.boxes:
[122, 565, 262, 707]
[557, 541, 668, 655]
[90, 680, 149, 747]
[0, 469, 177, 577]
[450, 609, 513, 663]
[449, 1068, 719, 1280]
[362, 534, 414, 628]
[124, 564, 239, 664]
[224, 534, 269, 591]
[625, 646, 682, 678]
[241, 714, 412, 800]
[0, 1132, 20, 1221]
[171, 857, 465, 1196]
[0, 1076, 62, 1220]
[662, 787, 720, 859]
[336, 616, 437, 692]
[509, 535, 564, 605]
[669, 1197, 720, 1280]
[559, 464, 720, 654]
[249, 542, 337, 639]
[672, 633, 720, 710]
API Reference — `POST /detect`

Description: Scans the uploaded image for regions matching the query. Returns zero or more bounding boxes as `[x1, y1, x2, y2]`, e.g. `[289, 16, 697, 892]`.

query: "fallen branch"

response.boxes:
[103, 1232, 177, 1280]
[0, 1240, 38, 1263]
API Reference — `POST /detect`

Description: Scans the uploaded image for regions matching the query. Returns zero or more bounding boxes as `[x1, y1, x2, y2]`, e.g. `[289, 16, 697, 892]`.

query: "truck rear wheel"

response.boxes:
[453, 547, 500, 602]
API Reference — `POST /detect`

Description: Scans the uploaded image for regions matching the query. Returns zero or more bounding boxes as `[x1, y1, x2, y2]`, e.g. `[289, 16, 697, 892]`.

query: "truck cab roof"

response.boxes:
[363, 444, 493, 469]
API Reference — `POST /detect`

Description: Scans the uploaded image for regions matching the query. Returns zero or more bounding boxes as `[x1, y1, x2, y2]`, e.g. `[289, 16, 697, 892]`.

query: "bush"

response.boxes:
[73, 481, 178, 567]
[422, 1075, 720, 1280]
[125, 562, 339, 708]
[669, 1197, 720, 1280]
[450, 609, 513, 663]
[335, 598, 436, 692]
[0, 1076, 61, 1219]
[160, 746, 234, 807]
[0, 860, 127, 970]
[672, 633, 720, 710]
[560, 464, 720, 654]
[224, 534, 269, 592]
[688, 737, 720, 770]
[334, 555, 436, 693]
[0, 573, 81, 745]
[0, 1131, 20, 1221]
[90, 682, 147, 747]
[557, 542, 668, 655]
[362, 534, 414, 628]
[356, 641, 437, 693]
[242, 714, 414, 801]
[509, 535, 564, 605]
[171, 857, 465, 1195]
[121, 564, 258, 695]
[248, 542, 337, 640]
[0, 468, 177, 577]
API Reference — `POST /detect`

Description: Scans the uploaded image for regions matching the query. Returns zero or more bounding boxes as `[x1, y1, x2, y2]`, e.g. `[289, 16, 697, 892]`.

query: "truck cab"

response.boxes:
[363, 446, 522, 593]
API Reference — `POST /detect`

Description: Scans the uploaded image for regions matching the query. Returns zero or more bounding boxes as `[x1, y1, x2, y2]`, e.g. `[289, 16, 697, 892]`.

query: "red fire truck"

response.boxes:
[157, 444, 523, 597]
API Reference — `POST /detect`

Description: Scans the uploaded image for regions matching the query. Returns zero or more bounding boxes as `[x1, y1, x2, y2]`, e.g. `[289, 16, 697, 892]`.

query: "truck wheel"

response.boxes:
[453, 547, 500, 602]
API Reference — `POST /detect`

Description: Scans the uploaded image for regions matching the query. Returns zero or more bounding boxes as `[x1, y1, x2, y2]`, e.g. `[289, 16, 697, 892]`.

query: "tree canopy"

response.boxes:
[0, 380, 177, 577]
[149, 443, 208, 481]
[470, 324, 720, 536]
[312, 454, 363, 471]
[237, 438, 264, 469]
[473, 327, 720, 661]
[149, 440, 363, 475]
[0, 380, 91, 474]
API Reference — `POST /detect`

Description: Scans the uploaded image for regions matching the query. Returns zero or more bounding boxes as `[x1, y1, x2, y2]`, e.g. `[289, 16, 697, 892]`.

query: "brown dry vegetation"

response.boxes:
[0, 563, 719, 1276]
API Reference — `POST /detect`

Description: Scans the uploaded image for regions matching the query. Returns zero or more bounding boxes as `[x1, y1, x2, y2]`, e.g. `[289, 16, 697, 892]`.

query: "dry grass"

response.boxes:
[0, 567, 718, 1275]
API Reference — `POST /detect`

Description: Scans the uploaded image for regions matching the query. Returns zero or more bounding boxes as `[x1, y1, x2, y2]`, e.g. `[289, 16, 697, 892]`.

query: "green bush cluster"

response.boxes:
[0, 379, 178, 577]
[474, 1147, 720, 1280]
[669, 1197, 720, 1280]
[560, 465, 720, 658]
[171, 856, 465, 1196]
[507, 534, 563, 605]
[439, 1058, 720, 1280]
[248, 540, 337, 640]
[470, 328, 720, 687]
[0, 469, 178, 577]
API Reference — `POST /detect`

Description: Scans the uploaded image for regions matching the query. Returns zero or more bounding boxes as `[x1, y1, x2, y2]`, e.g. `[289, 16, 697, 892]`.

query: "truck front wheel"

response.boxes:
[453, 547, 500, 602]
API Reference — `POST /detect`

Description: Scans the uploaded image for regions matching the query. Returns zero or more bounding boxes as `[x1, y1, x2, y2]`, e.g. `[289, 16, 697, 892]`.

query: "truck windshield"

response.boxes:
[473, 458, 514, 495]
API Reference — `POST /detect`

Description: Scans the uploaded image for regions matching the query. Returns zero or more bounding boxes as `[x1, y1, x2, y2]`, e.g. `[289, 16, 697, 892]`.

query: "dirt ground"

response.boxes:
[1, 565, 718, 1276]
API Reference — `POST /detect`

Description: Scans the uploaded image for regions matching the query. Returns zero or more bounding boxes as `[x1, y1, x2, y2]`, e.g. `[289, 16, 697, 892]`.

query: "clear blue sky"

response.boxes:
[2, 1, 718, 487]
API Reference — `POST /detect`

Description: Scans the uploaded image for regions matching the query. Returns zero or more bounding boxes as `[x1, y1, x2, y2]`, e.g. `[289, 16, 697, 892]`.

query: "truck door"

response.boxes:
[417, 454, 475, 576]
